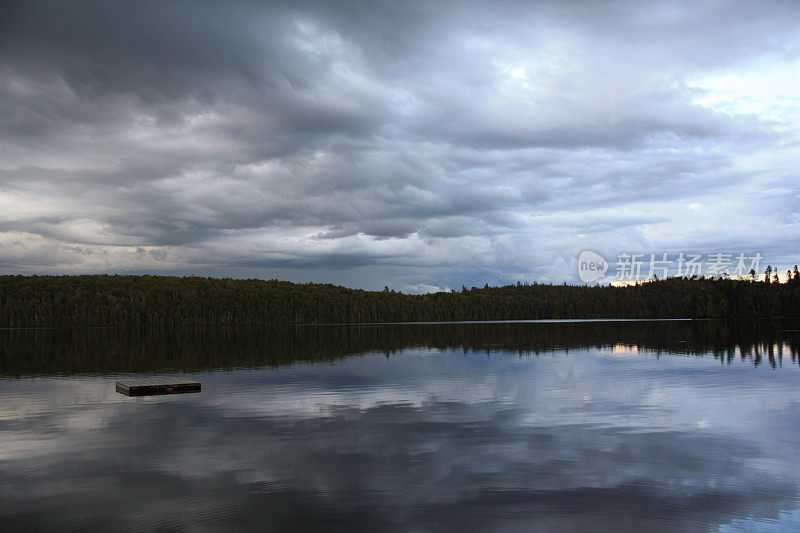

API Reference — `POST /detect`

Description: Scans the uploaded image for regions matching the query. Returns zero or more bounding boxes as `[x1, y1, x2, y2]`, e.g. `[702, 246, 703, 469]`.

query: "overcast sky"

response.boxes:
[1, 1, 798, 291]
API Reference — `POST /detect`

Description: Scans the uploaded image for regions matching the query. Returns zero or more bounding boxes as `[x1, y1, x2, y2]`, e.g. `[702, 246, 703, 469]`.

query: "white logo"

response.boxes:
[578, 250, 608, 282]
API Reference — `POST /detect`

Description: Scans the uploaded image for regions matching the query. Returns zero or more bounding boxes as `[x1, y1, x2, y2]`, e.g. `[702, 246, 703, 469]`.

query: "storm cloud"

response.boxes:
[1, 1, 798, 290]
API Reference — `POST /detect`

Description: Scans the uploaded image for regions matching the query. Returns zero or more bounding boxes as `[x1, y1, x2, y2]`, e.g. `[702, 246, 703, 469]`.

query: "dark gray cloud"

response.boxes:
[1, 0, 798, 290]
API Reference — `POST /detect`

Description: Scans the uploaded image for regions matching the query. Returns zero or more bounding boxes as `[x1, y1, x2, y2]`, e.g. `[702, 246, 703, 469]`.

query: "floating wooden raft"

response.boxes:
[116, 379, 201, 397]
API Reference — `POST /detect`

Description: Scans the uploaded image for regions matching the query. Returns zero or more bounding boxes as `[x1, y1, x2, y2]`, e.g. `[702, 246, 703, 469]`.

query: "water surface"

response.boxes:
[1, 320, 799, 531]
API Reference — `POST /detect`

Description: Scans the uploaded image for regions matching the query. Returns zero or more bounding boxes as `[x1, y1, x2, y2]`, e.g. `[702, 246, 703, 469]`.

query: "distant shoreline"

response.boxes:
[1, 274, 798, 327]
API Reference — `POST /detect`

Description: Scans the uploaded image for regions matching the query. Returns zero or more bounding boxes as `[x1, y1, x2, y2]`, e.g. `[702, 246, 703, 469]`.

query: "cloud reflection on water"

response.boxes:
[1, 337, 800, 531]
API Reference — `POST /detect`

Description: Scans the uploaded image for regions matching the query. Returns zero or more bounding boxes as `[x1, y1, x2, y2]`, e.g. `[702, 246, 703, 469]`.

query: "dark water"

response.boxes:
[1, 319, 799, 532]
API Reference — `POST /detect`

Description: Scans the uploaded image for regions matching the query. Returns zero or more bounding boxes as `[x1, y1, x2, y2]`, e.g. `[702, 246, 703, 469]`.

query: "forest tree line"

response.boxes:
[0, 270, 799, 327]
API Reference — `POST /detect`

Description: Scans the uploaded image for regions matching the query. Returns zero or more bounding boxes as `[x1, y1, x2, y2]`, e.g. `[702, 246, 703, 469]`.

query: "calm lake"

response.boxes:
[1, 319, 799, 531]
